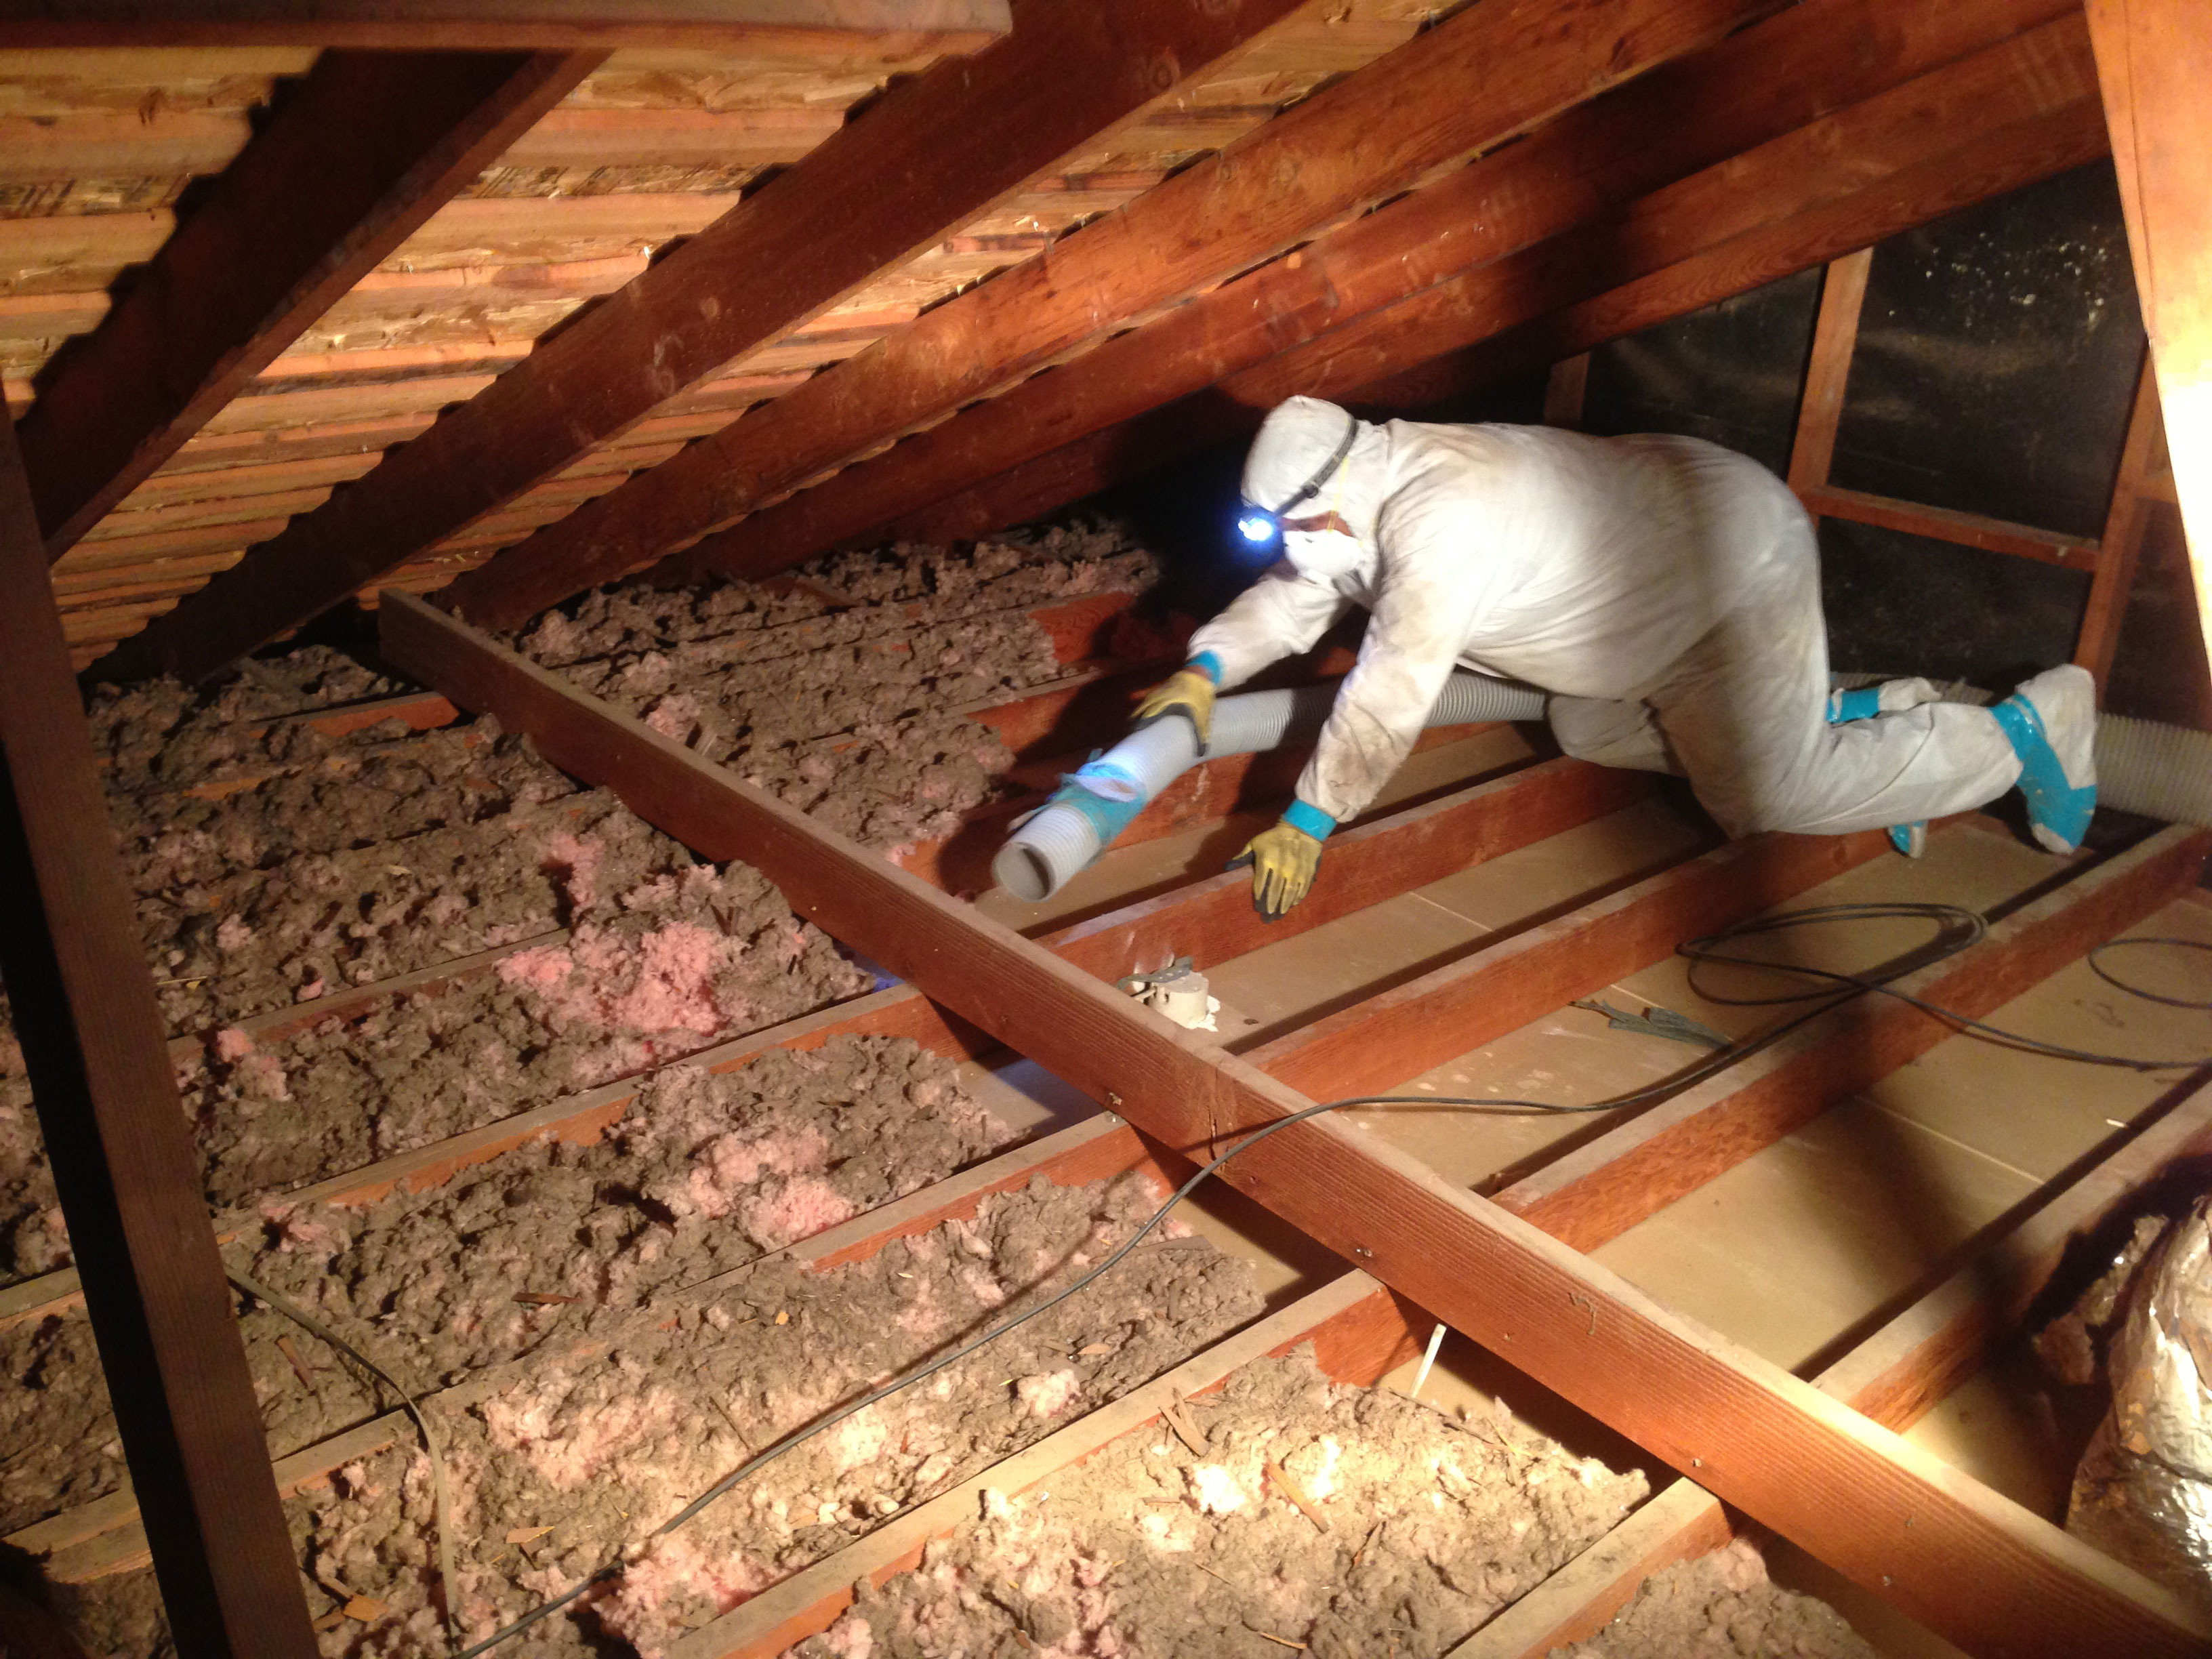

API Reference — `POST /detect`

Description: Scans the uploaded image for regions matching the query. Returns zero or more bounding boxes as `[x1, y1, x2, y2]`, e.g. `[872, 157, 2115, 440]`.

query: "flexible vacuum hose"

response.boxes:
[992, 672, 1546, 903]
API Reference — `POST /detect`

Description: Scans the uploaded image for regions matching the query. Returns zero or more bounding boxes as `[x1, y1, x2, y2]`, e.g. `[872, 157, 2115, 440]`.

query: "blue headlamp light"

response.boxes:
[1235, 508, 1277, 544]
[1234, 409, 1359, 549]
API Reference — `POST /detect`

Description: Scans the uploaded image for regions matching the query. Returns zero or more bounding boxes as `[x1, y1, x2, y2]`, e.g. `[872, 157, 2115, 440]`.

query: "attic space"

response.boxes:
[1, 5, 2210, 1659]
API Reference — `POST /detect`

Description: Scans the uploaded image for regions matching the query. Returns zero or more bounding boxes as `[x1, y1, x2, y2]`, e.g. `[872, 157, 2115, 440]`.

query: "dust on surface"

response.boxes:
[797, 1346, 1650, 1659]
[1546, 1539, 1876, 1659]
[516, 532, 1159, 852]
[58, 1173, 1261, 1659]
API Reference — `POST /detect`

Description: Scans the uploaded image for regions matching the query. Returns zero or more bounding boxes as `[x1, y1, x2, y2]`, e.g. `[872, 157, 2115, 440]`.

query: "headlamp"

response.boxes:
[1235, 409, 1359, 547]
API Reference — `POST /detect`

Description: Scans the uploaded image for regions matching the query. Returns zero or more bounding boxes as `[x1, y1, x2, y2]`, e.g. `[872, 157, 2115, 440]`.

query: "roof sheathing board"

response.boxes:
[5, 5, 1448, 665]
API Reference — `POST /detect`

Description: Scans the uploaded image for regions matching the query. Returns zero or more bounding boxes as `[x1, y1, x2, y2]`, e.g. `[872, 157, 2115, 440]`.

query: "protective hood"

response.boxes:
[1242, 396, 1392, 548]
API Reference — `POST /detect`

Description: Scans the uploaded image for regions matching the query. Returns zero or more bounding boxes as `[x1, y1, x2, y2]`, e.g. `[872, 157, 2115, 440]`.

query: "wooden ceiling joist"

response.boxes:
[382, 590, 2212, 1659]
[17, 47, 603, 560]
[447, 0, 1784, 630]
[884, 11, 2112, 551]
[84, 0, 1324, 685]
[684, 0, 2080, 583]
[0, 396, 317, 1653]
[0, 1, 1012, 52]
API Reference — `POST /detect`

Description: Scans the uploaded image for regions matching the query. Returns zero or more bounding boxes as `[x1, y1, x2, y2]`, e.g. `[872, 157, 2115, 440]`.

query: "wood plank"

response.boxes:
[19, 50, 602, 560]
[19, 1111, 1159, 1580]
[0, 1, 1011, 52]
[1786, 249, 1872, 494]
[1447, 1479, 1739, 1658]
[1797, 483, 2101, 569]
[1044, 758, 1653, 981]
[2086, 0, 2212, 670]
[672, 1271, 1416, 1659]
[1, 984, 993, 1335]
[1811, 1074, 2212, 1429]
[1244, 824, 1898, 1103]
[0, 349, 316, 1652]
[87, 0, 1322, 685]
[2076, 352, 2168, 683]
[887, 24, 2112, 548]
[453, 0, 1785, 624]
[1456, 1073, 2212, 1658]
[691, 0, 2072, 578]
[382, 590, 2212, 1659]
[1492, 825, 2209, 1251]
[1542, 354, 1592, 429]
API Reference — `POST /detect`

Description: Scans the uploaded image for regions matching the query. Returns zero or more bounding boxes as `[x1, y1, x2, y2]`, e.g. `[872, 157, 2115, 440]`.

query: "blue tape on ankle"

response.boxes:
[1991, 694, 2095, 851]
[1282, 798, 1335, 841]
[1827, 686, 1881, 723]
[1887, 821, 1925, 857]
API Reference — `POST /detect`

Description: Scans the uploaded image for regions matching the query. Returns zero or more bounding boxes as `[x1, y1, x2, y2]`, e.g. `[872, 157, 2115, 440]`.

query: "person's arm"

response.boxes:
[1289, 531, 1486, 832]
[1185, 560, 1355, 691]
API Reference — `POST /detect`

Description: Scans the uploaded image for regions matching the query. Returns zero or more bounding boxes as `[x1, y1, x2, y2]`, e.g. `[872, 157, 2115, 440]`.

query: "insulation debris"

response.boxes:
[61, 1174, 1261, 1658]
[794, 1347, 1651, 1658]
[516, 533, 1159, 849]
[1544, 1540, 1876, 1658]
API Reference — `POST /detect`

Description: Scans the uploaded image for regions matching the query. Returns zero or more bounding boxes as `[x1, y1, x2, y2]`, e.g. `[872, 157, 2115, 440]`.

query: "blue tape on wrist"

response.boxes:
[1826, 686, 1881, 723]
[1189, 651, 1223, 685]
[1282, 798, 1335, 841]
[1990, 693, 2095, 851]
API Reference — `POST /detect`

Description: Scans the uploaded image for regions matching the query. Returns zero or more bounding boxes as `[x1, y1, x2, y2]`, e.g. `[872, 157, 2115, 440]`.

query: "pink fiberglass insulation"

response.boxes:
[171, 1172, 1263, 1658]
[792, 1347, 1660, 1659]
[225, 1036, 1015, 1382]
[518, 533, 1162, 852]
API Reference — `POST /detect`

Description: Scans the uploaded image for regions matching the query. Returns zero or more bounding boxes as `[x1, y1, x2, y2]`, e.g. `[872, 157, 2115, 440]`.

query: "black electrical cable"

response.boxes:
[2087, 936, 2212, 1011]
[451, 903, 2212, 1655]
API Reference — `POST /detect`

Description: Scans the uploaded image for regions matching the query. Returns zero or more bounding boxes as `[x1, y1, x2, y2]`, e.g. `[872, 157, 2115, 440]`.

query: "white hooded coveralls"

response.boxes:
[1187, 411, 2028, 839]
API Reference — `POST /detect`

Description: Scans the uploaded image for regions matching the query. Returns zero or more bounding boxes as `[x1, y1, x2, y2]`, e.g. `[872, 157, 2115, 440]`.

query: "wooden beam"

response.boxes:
[381, 590, 2212, 1659]
[19, 50, 602, 560]
[1460, 1074, 2212, 1659]
[1448, 1479, 1740, 1658]
[1541, 354, 1593, 429]
[1786, 249, 1872, 494]
[680, 1271, 1417, 1658]
[889, 26, 2110, 548]
[1492, 824, 2210, 1250]
[2082, 0, 2212, 668]
[2076, 354, 2169, 682]
[1043, 758, 1655, 979]
[1242, 825, 1898, 1101]
[0, 371, 315, 1651]
[84, 0, 1322, 685]
[687, 0, 2074, 581]
[0, 1, 1012, 51]
[1797, 483, 2101, 569]
[18, 1109, 1157, 1580]
[449, 0, 1786, 626]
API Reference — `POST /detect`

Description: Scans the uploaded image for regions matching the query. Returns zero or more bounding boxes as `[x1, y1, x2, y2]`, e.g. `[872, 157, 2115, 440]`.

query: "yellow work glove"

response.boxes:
[1132, 664, 1216, 751]
[1228, 819, 1324, 922]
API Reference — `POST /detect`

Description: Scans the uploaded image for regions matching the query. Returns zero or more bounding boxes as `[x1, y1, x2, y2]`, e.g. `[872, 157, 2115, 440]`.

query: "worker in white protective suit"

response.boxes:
[1134, 396, 2097, 920]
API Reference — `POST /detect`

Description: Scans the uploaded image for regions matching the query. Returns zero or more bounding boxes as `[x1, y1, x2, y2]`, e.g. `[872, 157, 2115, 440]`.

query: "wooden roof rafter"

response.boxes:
[880, 9, 2116, 550]
[675, 0, 2085, 585]
[443, 0, 1784, 630]
[19, 46, 607, 558]
[0, 0, 1014, 54]
[83, 0, 1330, 684]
